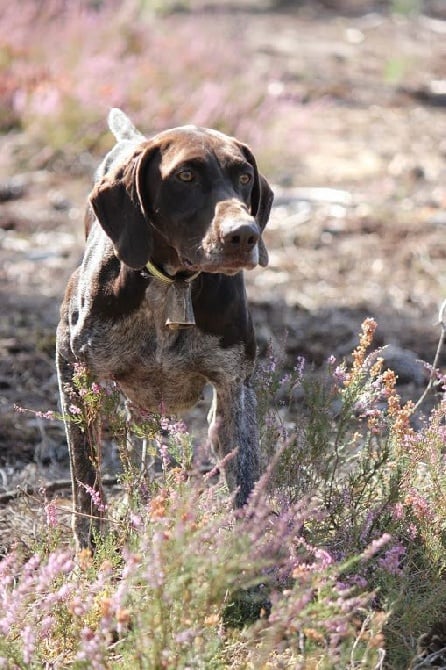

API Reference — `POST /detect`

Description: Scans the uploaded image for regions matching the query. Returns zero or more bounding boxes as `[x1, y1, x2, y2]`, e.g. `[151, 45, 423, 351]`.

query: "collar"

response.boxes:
[144, 260, 200, 329]
[145, 260, 200, 284]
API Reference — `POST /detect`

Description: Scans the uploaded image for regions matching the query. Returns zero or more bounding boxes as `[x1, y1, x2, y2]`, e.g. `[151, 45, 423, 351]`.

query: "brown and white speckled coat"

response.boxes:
[56, 108, 273, 549]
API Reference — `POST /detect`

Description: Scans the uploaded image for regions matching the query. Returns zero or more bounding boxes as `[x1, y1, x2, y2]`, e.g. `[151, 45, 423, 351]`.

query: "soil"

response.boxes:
[1, 4, 446, 514]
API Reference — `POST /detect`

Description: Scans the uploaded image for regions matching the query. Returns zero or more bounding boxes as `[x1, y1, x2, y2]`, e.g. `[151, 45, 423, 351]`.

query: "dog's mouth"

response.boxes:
[179, 247, 260, 275]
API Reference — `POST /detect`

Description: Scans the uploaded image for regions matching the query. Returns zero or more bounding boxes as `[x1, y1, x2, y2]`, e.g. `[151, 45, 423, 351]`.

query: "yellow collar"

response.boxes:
[145, 260, 200, 284]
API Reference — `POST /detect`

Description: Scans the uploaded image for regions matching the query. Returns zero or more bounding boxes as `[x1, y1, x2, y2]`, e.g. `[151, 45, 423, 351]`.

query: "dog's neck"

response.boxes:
[147, 228, 192, 279]
[143, 231, 200, 329]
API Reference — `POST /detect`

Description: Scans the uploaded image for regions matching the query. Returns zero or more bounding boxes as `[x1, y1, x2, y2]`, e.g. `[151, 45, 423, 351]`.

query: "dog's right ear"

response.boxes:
[89, 142, 158, 269]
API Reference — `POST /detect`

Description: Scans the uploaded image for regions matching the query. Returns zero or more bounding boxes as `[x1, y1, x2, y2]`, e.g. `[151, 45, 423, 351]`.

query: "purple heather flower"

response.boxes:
[77, 481, 107, 512]
[378, 543, 406, 575]
[45, 500, 58, 528]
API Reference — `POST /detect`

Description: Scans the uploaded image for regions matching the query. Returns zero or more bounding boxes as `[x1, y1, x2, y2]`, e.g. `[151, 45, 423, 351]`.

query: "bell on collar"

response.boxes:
[165, 281, 196, 329]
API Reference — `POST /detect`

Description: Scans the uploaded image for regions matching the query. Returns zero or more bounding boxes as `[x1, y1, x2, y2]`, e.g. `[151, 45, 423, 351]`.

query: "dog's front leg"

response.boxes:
[208, 379, 260, 507]
[56, 351, 105, 550]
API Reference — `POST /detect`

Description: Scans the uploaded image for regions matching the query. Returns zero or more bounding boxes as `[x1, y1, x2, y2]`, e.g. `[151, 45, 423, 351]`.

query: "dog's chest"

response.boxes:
[71, 303, 245, 412]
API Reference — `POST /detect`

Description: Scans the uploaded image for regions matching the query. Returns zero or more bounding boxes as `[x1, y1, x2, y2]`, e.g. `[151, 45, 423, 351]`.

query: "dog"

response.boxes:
[56, 108, 274, 549]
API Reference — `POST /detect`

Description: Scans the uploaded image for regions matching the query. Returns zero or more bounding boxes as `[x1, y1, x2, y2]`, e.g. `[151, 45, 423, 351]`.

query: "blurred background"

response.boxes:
[0, 0, 445, 485]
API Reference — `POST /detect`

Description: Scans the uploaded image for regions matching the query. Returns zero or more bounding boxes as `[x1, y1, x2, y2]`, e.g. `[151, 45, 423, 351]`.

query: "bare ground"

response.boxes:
[1, 4, 446, 529]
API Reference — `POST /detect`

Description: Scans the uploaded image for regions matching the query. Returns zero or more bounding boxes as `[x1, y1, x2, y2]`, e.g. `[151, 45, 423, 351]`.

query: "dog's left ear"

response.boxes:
[90, 141, 159, 269]
[239, 144, 274, 267]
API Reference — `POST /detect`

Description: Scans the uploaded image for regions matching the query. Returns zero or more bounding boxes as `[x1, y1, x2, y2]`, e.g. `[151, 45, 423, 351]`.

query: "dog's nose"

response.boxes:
[222, 222, 259, 252]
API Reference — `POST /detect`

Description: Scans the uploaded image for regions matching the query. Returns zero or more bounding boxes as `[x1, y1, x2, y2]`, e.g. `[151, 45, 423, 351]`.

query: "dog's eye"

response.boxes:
[177, 169, 194, 182]
[239, 173, 252, 185]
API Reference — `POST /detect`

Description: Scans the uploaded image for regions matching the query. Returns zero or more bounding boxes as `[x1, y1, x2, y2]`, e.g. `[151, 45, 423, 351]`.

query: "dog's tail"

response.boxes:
[108, 108, 144, 143]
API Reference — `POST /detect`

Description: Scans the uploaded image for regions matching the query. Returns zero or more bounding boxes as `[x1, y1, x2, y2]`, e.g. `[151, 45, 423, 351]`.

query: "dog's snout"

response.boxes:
[223, 222, 259, 251]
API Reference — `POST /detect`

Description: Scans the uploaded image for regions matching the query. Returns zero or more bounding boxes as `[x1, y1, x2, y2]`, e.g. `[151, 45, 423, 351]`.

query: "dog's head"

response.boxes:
[89, 115, 274, 276]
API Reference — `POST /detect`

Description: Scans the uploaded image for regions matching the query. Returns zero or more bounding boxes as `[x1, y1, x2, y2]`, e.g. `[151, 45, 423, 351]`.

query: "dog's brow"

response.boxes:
[174, 155, 208, 168]
[160, 145, 209, 175]
[227, 158, 252, 170]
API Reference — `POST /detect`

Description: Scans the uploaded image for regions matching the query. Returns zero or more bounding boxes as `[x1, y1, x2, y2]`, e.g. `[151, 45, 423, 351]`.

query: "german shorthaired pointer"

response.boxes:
[56, 109, 273, 549]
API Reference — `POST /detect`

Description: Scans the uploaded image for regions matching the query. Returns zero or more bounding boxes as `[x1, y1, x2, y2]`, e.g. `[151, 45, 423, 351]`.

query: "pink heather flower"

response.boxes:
[0, 552, 17, 585]
[35, 410, 55, 420]
[175, 628, 198, 644]
[70, 596, 86, 617]
[14, 406, 55, 420]
[406, 489, 433, 521]
[102, 382, 115, 397]
[56, 583, 75, 601]
[45, 500, 58, 527]
[362, 533, 392, 561]
[121, 551, 142, 580]
[378, 544, 406, 575]
[77, 481, 107, 512]
[280, 372, 292, 386]
[40, 615, 54, 637]
[73, 362, 87, 375]
[69, 404, 82, 415]
[21, 625, 35, 664]
[351, 574, 368, 589]
[294, 355, 305, 376]
[314, 548, 333, 568]
[172, 420, 187, 434]
[437, 425, 446, 445]
[147, 532, 166, 588]
[295, 538, 333, 570]
[333, 365, 347, 384]
[363, 408, 382, 419]
[267, 354, 277, 374]
[392, 503, 404, 521]
[341, 574, 368, 590]
[91, 382, 101, 395]
[408, 523, 418, 540]
[76, 627, 104, 669]
[130, 512, 142, 529]
[23, 554, 41, 578]
[34, 552, 74, 594]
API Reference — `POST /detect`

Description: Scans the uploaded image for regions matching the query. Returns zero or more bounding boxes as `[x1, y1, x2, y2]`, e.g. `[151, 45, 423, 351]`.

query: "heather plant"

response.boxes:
[6, 318, 446, 668]
[258, 318, 446, 668]
[0, 480, 384, 669]
[0, 0, 305, 167]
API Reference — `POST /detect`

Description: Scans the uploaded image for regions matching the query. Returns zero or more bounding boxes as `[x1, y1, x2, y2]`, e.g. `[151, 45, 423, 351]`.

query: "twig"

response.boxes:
[0, 475, 118, 505]
[414, 299, 446, 411]
[349, 613, 373, 669]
